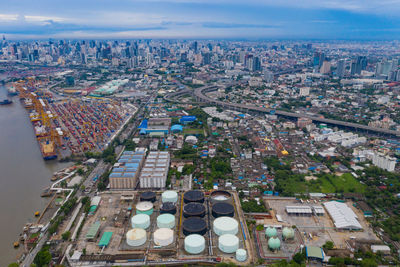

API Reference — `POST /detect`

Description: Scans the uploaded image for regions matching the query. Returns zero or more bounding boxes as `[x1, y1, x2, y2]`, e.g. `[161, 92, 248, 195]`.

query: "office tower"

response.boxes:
[264, 70, 274, 82]
[337, 59, 345, 78]
[320, 61, 331, 74]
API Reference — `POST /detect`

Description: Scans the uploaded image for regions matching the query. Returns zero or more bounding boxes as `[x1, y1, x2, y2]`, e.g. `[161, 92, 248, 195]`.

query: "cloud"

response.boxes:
[202, 22, 277, 29]
[0, 0, 400, 39]
[0, 14, 19, 22]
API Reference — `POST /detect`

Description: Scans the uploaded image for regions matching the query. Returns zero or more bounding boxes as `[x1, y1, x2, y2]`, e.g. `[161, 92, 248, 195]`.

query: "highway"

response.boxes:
[192, 85, 400, 137]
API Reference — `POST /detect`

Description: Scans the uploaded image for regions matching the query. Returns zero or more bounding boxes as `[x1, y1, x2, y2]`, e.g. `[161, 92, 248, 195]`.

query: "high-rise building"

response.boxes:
[372, 153, 396, 172]
[351, 56, 367, 75]
[320, 61, 331, 74]
[264, 70, 274, 82]
[336, 59, 345, 78]
[313, 52, 325, 67]
[252, 56, 261, 72]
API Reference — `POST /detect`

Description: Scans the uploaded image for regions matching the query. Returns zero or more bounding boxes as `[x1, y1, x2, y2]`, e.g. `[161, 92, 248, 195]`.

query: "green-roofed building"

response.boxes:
[98, 232, 113, 247]
[306, 246, 324, 261]
[86, 221, 101, 240]
[89, 205, 98, 215]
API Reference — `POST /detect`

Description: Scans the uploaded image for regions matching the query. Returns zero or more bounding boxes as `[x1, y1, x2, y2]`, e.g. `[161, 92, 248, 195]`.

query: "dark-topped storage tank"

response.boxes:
[183, 203, 206, 218]
[140, 191, 156, 203]
[160, 202, 177, 215]
[212, 202, 234, 218]
[184, 190, 204, 204]
[183, 217, 207, 236]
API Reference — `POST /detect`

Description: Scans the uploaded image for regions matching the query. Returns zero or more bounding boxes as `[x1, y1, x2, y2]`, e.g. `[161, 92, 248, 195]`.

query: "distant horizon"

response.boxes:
[3, 37, 400, 42]
[1, 0, 400, 40]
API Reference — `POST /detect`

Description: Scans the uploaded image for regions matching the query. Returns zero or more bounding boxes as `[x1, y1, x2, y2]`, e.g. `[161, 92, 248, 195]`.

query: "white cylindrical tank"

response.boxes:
[157, 214, 175, 229]
[136, 201, 154, 215]
[236, 249, 247, 262]
[162, 190, 178, 203]
[126, 228, 147, 247]
[184, 234, 205, 254]
[153, 228, 174, 247]
[213, 217, 239, 236]
[131, 214, 150, 229]
[218, 234, 239, 253]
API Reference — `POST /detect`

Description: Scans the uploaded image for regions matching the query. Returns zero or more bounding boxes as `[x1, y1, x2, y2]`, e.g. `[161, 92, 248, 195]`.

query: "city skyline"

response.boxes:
[1, 0, 400, 39]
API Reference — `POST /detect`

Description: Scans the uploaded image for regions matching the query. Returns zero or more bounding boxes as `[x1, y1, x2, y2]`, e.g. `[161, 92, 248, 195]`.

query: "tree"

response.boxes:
[34, 249, 52, 267]
[77, 168, 84, 175]
[293, 251, 306, 264]
[323, 241, 334, 250]
[8, 263, 19, 267]
[62, 231, 71, 241]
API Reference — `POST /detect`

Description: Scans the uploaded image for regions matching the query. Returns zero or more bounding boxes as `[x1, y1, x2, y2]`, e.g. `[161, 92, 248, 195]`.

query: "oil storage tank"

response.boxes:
[140, 191, 156, 203]
[236, 249, 247, 262]
[157, 213, 175, 229]
[218, 234, 239, 253]
[136, 201, 154, 215]
[183, 203, 206, 218]
[126, 228, 147, 247]
[282, 227, 295, 240]
[162, 190, 178, 203]
[213, 217, 238, 236]
[265, 226, 277, 238]
[160, 202, 177, 215]
[184, 234, 205, 254]
[212, 202, 234, 218]
[184, 190, 204, 204]
[268, 237, 281, 251]
[183, 217, 207, 236]
[210, 190, 232, 204]
[131, 214, 150, 229]
[153, 228, 174, 247]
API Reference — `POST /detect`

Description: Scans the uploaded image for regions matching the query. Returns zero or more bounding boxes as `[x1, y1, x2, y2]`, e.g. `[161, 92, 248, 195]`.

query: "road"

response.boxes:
[193, 85, 400, 137]
[20, 96, 150, 266]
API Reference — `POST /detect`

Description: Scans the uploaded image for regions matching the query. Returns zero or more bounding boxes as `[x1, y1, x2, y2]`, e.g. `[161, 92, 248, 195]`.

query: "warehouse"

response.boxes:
[109, 149, 146, 189]
[139, 151, 170, 188]
[285, 206, 313, 216]
[312, 206, 325, 216]
[324, 201, 362, 230]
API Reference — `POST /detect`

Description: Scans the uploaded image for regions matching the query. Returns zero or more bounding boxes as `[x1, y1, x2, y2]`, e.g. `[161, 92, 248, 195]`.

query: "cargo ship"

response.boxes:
[0, 98, 12, 105]
[40, 139, 57, 160]
[7, 85, 18, 96]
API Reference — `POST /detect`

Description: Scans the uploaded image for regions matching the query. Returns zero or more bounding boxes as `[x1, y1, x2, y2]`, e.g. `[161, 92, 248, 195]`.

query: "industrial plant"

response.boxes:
[70, 188, 253, 265]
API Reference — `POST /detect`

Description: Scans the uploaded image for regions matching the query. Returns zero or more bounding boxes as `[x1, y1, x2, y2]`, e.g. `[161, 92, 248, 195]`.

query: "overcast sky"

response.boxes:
[1, 0, 399, 39]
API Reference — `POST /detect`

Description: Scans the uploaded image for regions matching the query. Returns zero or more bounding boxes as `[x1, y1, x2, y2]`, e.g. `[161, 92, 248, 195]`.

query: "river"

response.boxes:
[0, 85, 71, 265]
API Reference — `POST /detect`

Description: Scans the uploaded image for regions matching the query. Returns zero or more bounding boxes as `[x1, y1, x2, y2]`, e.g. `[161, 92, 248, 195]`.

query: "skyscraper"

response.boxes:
[337, 59, 345, 78]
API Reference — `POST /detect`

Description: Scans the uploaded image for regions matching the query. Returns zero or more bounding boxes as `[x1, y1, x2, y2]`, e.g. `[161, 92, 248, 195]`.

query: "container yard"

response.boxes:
[50, 99, 136, 155]
[13, 79, 137, 159]
[72, 190, 254, 265]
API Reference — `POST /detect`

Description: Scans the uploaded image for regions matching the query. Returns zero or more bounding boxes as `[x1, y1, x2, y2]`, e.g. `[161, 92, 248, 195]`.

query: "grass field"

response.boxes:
[277, 173, 365, 195]
[183, 128, 204, 135]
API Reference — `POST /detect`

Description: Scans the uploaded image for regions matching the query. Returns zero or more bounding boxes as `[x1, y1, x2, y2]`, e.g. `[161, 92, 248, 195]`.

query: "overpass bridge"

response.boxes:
[193, 85, 400, 138]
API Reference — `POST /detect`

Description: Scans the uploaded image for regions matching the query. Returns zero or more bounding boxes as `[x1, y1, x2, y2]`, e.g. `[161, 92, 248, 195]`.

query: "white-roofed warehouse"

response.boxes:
[324, 201, 362, 230]
[285, 206, 312, 216]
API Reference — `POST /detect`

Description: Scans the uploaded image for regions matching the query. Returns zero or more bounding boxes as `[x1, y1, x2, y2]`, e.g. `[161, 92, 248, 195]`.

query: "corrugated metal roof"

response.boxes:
[86, 221, 101, 239]
[285, 206, 312, 214]
[324, 201, 362, 229]
[98, 232, 113, 247]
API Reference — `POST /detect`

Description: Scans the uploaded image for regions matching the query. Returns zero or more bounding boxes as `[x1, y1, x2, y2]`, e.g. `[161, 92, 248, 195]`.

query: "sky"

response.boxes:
[0, 0, 400, 39]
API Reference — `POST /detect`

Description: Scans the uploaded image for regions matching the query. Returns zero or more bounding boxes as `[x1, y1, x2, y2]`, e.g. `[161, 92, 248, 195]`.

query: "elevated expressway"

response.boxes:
[189, 85, 400, 138]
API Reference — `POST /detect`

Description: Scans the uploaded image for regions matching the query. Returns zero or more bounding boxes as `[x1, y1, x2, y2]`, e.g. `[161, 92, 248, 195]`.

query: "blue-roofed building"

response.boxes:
[171, 124, 183, 133]
[180, 116, 196, 124]
[109, 149, 146, 189]
[138, 119, 148, 129]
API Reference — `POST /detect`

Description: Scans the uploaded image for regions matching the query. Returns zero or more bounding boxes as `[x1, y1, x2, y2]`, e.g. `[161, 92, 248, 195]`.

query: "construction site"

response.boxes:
[70, 190, 255, 265]
[13, 78, 136, 160]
